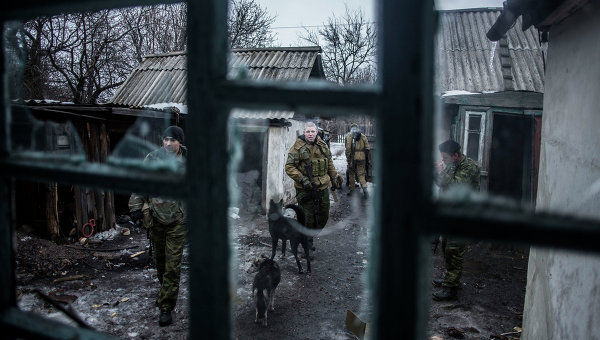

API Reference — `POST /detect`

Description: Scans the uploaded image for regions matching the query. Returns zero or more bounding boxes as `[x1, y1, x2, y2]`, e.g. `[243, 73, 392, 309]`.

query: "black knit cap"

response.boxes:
[438, 140, 461, 155]
[162, 125, 184, 144]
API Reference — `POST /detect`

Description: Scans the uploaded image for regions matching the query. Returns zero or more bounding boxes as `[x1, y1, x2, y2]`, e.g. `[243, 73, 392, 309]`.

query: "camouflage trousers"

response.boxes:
[348, 161, 367, 190]
[441, 239, 467, 288]
[296, 187, 330, 231]
[150, 221, 186, 311]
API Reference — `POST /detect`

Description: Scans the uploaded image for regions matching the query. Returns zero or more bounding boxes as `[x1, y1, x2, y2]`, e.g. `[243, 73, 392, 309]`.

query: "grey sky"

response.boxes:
[258, 0, 504, 46]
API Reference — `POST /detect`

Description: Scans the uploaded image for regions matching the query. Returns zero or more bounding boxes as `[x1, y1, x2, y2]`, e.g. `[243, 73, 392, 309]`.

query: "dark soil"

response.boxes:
[14, 187, 528, 340]
[428, 242, 529, 339]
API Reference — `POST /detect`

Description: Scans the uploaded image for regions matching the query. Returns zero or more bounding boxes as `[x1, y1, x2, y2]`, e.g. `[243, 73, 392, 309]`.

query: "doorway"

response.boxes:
[488, 113, 535, 203]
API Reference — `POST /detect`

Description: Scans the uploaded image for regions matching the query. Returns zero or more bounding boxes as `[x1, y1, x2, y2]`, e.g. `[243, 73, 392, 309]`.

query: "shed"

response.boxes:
[109, 46, 327, 213]
[10, 100, 181, 240]
[436, 8, 545, 204]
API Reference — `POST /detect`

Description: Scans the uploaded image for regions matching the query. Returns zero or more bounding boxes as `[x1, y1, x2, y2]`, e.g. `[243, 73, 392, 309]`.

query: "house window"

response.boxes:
[463, 111, 485, 165]
[2, 1, 600, 340]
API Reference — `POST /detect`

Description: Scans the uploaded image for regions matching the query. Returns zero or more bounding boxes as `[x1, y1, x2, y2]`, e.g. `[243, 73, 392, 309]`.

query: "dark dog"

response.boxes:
[268, 199, 311, 273]
[253, 258, 281, 327]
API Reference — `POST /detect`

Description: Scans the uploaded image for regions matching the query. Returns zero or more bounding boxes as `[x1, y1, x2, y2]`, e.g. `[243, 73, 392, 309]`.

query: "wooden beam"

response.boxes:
[442, 91, 543, 109]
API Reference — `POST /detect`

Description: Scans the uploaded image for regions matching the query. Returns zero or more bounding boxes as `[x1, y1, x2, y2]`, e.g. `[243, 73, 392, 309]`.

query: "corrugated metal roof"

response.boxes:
[230, 109, 295, 120]
[109, 47, 323, 120]
[436, 8, 545, 94]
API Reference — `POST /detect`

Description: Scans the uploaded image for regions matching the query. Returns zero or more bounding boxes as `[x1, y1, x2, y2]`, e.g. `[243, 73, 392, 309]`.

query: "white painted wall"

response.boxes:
[265, 119, 305, 211]
[523, 3, 600, 339]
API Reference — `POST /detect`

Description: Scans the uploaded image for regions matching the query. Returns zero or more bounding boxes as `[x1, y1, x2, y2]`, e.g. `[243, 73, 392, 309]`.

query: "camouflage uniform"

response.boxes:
[129, 146, 187, 312]
[345, 132, 370, 191]
[436, 155, 480, 288]
[285, 135, 339, 231]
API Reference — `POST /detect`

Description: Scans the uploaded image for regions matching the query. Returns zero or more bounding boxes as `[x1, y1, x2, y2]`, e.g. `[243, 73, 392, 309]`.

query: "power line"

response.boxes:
[271, 22, 376, 30]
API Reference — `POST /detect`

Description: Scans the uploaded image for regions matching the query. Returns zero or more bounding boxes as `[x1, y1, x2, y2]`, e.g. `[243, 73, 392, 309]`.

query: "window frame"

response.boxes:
[462, 110, 486, 165]
[1, 1, 600, 340]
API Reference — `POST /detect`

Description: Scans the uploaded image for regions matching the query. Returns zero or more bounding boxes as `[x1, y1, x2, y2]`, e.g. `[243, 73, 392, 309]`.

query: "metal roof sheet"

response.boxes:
[109, 47, 322, 120]
[436, 9, 545, 94]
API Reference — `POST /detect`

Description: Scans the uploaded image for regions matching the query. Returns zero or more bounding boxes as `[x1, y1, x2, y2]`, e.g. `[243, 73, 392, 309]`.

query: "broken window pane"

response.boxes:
[227, 109, 375, 338]
[108, 117, 186, 173]
[3, 3, 188, 170]
[13, 177, 191, 338]
[433, 8, 547, 209]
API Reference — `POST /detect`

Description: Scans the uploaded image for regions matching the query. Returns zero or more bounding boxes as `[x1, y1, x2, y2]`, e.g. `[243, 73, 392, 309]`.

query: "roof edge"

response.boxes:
[143, 51, 187, 59]
[436, 7, 502, 13]
[232, 46, 321, 53]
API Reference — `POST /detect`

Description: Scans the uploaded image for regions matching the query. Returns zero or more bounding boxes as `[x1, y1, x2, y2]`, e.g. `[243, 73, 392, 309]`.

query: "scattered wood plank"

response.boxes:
[259, 241, 272, 248]
[53, 275, 85, 284]
[65, 245, 140, 252]
[130, 250, 145, 258]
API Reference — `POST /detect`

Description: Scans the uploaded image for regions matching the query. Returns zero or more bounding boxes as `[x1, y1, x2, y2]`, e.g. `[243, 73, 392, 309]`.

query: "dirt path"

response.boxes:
[231, 190, 372, 340]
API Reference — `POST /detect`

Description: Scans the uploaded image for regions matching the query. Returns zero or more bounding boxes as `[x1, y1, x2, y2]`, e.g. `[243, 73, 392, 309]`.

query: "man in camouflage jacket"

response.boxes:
[345, 123, 371, 198]
[129, 125, 187, 326]
[432, 139, 480, 301]
[285, 122, 343, 250]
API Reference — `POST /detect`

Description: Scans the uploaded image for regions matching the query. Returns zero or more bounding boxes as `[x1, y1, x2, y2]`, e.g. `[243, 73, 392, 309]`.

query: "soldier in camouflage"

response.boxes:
[345, 123, 371, 198]
[129, 126, 187, 326]
[432, 139, 480, 301]
[285, 122, 343, 251]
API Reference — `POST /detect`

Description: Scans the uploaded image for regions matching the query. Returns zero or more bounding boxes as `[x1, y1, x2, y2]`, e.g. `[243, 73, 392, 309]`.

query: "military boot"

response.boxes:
[159, 310, 172, 326]
[432, 287, 457, 301]
[362, 187, 369, 199]
[347, 189, 355, 196]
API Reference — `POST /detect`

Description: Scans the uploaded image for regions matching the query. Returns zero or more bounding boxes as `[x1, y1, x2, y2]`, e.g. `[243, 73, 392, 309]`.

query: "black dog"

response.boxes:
[268, 199, 311, 273]
[253, 258, 281, 327]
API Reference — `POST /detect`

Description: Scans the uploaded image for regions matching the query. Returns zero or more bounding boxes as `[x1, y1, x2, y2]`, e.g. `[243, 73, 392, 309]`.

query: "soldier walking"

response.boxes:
[345, 123, 371, 198]
[129, 125, 187, 326]
[432, 139, 480, 301]
[285, 122, 343, 251]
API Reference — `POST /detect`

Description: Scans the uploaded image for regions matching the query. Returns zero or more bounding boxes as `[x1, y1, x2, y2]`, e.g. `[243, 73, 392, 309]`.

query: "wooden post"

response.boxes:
[45, 183, 60, 241]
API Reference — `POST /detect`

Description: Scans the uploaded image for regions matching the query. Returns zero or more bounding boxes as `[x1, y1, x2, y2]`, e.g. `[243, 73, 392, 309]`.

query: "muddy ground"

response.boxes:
[14, 143, 528, 339]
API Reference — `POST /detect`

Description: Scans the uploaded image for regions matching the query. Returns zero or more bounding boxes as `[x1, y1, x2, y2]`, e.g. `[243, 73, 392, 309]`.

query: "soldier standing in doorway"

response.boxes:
[432, 139, 480, 301]
[129, 125, 187, 326]
[345, 123, 371, 198]
[285, 122, 343, 251]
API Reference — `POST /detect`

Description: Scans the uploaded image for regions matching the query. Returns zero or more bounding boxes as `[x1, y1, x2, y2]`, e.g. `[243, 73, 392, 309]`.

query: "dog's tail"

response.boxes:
[283, 204, 306, 226]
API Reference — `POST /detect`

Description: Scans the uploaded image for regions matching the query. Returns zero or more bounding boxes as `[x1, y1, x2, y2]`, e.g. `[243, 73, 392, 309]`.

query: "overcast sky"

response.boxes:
[257, 0, 504, 46]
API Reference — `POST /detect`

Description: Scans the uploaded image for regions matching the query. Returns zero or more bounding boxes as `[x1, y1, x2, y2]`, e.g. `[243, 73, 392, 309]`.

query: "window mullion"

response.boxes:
[375, 1, 435, 340]
[429, 203, 600, 253]
[218, 80, 379, 113]
[0, 159, 186, 199]
[0, 306, 118, 339]
[186, 0, 230, 339]
[0, 179, 14, 311]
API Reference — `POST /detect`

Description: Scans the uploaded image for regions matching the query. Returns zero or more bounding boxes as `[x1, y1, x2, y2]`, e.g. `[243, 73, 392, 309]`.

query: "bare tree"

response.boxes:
[14, 1, 276, 104]
[228, 0, 276, 48]
[20, 18, 51, 99]
[24, 11, 133, 104]
[301, 6, 377, 85]
[121, 4, 187, 63]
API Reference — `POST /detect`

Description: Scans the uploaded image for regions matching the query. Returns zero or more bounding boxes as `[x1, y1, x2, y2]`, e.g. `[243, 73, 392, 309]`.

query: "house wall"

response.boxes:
[522, 3, 600, 339]
[265, 119, 305, 211]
